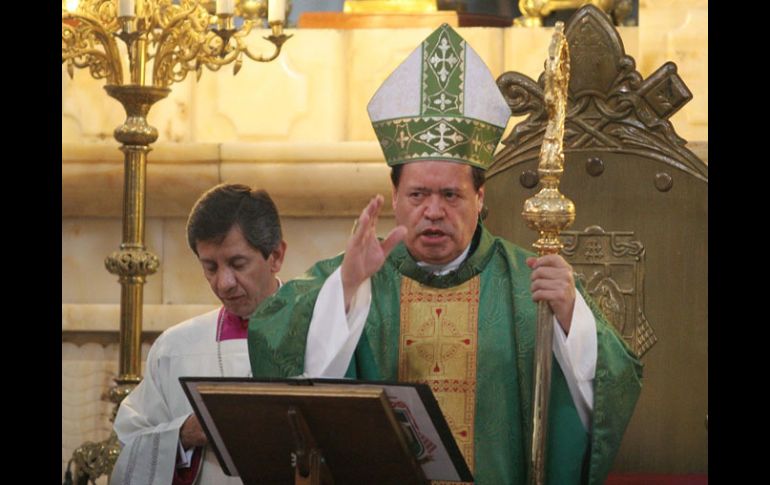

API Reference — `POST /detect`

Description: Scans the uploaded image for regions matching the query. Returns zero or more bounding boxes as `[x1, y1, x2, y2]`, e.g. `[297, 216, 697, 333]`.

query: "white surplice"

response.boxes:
[111, 309, 248, 485]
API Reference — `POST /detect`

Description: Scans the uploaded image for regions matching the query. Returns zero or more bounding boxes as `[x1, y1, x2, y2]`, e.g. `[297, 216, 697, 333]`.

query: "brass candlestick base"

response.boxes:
[65, 433, 121, 485]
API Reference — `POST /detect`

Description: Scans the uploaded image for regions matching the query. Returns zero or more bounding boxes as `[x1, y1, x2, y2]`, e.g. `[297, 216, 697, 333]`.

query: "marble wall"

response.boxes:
[62, 5, 708, 478]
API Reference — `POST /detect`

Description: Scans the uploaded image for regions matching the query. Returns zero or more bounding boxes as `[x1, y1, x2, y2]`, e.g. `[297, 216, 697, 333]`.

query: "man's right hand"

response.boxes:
[341, 195, 406, 312]
[180, 414, 208, 450]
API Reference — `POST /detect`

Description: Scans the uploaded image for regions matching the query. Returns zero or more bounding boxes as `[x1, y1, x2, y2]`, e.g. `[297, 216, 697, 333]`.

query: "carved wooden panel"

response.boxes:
[562, 226, 656, 357]
[491, 5, 706, 183]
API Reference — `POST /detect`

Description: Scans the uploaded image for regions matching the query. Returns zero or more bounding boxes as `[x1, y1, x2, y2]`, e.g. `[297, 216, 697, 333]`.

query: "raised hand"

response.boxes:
[526, 254, 576, 335]
[341, 195, 407, 311]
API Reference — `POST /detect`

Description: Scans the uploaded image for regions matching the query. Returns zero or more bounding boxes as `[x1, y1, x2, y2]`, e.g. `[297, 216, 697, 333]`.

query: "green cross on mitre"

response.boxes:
[367, 23, 511, 170]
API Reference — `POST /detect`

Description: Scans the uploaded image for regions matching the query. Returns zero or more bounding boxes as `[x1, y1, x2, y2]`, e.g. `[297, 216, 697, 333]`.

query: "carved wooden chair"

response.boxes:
[484, 5, 707, 474]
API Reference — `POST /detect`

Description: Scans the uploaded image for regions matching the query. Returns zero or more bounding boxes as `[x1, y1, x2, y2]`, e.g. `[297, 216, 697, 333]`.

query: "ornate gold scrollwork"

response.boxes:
[63, 1, 291, 88]
[105, 249, 160, 279]
[68, 434, 121, 485]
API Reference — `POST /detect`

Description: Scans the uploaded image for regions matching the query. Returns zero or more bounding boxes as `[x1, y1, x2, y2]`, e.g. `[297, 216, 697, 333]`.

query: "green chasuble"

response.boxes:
[249, 224, 642, 485]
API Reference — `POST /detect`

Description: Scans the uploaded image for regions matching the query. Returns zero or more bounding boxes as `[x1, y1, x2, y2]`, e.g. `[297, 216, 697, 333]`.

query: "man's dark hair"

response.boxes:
[390, 163, 486, 191]
[187, 183, 282, 259]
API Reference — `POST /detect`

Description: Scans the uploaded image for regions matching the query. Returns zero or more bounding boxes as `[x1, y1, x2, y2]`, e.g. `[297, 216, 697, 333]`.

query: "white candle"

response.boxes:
[268, 0, 285, 23]
[216, 0, 235, 15]
[118, 0, 135, 17]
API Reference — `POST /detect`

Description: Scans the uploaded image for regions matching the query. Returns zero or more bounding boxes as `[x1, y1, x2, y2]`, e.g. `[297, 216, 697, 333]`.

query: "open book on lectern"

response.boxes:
[180, 377, 473, 484]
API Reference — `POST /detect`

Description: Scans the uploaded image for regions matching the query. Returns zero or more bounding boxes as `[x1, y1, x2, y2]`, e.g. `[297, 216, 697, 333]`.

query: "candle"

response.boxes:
[118, 0, 135, 17]
[216, 0, 235, 15]
[268, 0, 285, 23]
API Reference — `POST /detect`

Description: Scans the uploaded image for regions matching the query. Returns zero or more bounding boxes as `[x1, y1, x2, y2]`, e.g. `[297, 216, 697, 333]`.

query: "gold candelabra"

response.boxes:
[521, 21, 573, 485]
[61, 1, 291, 482]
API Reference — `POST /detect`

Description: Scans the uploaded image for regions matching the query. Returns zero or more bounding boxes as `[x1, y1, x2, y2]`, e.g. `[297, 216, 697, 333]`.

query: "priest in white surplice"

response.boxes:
[111, 184, 287, 485]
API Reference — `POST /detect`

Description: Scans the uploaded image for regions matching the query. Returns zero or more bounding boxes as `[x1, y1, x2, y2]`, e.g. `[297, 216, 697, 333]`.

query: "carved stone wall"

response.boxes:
[62, 22, 707, 146]
[62, 343, 149, 484]
[638, 0, 707, 141]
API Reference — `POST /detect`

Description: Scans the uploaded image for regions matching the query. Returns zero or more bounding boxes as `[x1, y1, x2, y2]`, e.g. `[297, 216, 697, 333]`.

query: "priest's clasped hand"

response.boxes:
[180, 413, 208, 450]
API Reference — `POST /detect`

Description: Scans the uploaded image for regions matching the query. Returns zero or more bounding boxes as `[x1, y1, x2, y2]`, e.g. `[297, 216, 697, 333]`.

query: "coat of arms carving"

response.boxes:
[562, 225, 657, 357]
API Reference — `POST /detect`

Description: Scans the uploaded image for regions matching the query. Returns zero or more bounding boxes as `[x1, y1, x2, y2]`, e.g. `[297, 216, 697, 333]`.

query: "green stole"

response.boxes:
[249, 224, 643, 485]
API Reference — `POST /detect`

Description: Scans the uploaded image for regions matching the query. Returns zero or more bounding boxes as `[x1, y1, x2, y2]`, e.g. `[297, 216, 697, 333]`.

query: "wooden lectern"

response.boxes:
[181, 377, 473, 485]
